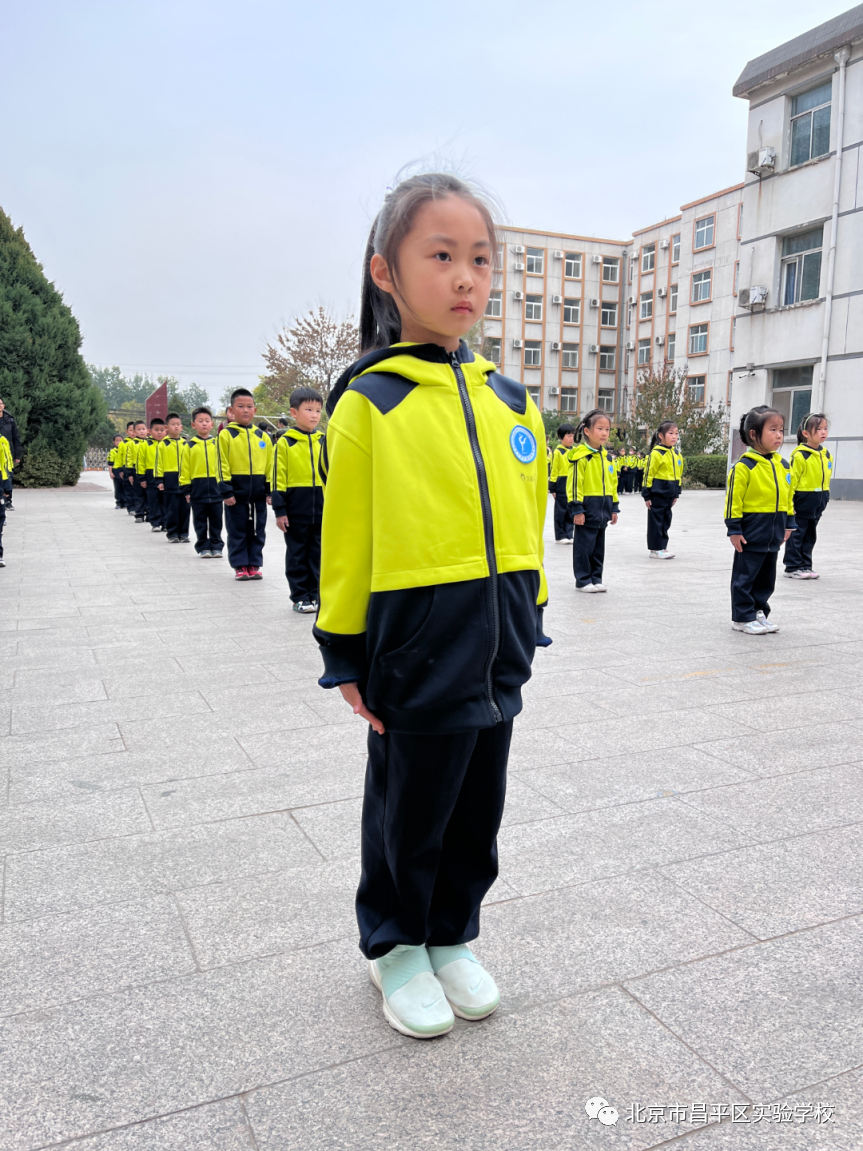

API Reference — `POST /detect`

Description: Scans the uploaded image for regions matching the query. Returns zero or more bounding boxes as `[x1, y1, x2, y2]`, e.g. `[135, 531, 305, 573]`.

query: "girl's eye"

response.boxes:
[474, 256, 489, 267]
[433, 251, 451, 262]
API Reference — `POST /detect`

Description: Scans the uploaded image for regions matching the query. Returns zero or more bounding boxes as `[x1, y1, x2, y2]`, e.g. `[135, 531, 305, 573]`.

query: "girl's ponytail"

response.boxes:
[796, 412, 828, 444]
[359, 218, 403, 351]
[740, 405, 783, 448]
[650, 420, 678, 452]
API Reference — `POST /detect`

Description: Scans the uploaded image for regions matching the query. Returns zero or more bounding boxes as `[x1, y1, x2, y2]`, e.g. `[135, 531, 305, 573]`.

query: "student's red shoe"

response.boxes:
[234, 567, 250, 581]
[246, 567, 263, 580]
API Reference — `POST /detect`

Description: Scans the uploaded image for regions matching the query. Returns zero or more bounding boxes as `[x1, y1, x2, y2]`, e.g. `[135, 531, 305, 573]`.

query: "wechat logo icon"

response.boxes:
[585, 1096, 619, 1126]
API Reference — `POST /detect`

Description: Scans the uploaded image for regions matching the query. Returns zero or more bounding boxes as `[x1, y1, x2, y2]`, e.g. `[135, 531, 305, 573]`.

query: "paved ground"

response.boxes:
[1, 474, 861, 1150]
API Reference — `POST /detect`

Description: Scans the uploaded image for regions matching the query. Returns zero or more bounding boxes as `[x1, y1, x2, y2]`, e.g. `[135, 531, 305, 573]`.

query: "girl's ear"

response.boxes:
[370, 254, 395, 297]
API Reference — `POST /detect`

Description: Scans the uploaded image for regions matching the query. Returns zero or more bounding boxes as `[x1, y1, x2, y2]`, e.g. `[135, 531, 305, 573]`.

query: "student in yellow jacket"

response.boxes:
[114, 422, 135, 513]
[139, 418, 168, 532]
[725, 405, 796, 634]
[0, 433, 12, 565]
[783, 412, 832, 579]
[272, 386, 326, 612]
[643, 421, 684, 559]
[566, 409, 619, 591]
[124, 421, 148, 519]
[315, 173, 550, 1040]
[107, 435, 125, 509]
[180, 407, 224, 557]
[549, 422, 575, 543]
[156, 413, 191, 542]
[218, 389, 273, 581]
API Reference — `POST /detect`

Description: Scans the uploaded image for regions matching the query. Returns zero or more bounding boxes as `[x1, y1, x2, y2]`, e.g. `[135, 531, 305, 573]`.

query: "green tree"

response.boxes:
[87, 364, 154, 407]
[632, 364, 727, 455]
[0, 209, 106, 486]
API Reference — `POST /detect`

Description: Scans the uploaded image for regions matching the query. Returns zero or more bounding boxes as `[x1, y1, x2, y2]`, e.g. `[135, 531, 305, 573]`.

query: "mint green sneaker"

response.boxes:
[369, 944, 454, 1039]
[427, 944, 500, 1020]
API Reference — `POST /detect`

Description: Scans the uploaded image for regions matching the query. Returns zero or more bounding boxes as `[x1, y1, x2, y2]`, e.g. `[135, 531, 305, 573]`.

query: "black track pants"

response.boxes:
[112, 474, 125, 506]
[731, 549, 777, 621]
[553, 492, 573, 540]
[646, 500, 673, 551]
[191, 500, 223, 554]
[572, 523, 606, 587]
[224, 499, 267, 569]
[783, 516, 819, 571]
[284, 520, 321, 602]
[357, 720, 512, 960]
[164, 491, 191, 539]
[146, 483, 164, 528]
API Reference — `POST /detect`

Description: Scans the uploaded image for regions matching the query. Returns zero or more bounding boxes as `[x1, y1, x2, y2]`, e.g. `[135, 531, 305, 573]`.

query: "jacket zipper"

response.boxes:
[770, 455, 779, 511]
[308, 433, 317, 521]
[450, 352, 502, 723]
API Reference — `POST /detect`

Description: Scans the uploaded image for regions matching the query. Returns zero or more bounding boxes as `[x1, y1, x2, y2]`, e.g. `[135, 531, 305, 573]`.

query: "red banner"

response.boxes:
[145, 381, 168, 426]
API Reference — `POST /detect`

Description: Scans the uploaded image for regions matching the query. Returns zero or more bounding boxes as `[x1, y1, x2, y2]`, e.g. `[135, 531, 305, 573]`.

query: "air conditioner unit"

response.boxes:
[551, 294, 563, 304]
[591, 255, 603, 265]
[625, 341, 635, 351]
[548, 386, 560, 395]
[552, 249, 564, 259]
[513, 290, 524, 300]
[511, 338, 522, 348]
[655, 335, 665, 346]
[738, 286, 768, 309]
[659, 239, 670, 250]
[513, 245, 525, 254]
[589, 297, 599, 307]
[551, 341, 562, 351]
[658, 287, 668, 298]
[747, 147, 776, 176]
[589, 344, 600, 354]
[627, 295, 637, 305]
[514, 262, 525, 271]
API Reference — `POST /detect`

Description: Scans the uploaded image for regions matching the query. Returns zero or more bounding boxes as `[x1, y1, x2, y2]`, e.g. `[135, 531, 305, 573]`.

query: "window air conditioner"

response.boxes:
[552, 249, 564, 259]
[548, 386, 560, 395]
[738, 286, 768, 309]
[658, 287, 668, 298]
[591, 255, 603, 265]
[551, 341, 562, 351]
[625, 341, 635, 351]
[514, 262, 525, 271]
[589, 297, 599, 307]
[655, 335, 665, 346]
[747, 147, 776, 176]
[659, 239, 670, 250]
[551, 294, 563, 304]
[589, 344, 600, 354]
[627, 295, 637, 305]
[513, 290, 524, 300]
[511, 338, 522, 348]
[513, 245, 526, 254]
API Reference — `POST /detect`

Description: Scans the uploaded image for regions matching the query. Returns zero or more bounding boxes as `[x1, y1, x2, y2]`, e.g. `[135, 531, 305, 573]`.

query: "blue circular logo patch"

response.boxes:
[510, 426, 537, 464]
[259, 440, 267, 449]
[608, 464, 615, 474]
[786, 473, 792, 484]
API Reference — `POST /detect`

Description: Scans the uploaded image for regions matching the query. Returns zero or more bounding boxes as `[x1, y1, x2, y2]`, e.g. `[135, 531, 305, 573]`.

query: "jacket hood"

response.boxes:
[742, 449, 786, 465]
[569, 442, 604, 462]
[285, 427, 322, 441]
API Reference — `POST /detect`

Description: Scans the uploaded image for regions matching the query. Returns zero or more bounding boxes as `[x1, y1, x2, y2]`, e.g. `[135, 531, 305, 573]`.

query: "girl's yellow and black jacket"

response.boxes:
[156, 436, 187, 493]
[725, 450, 796, 550]
[565, 443, 619, 525]
[549, 444, 572, 495]
[217, 424, 272, 501]
[179, 436, 221, 502]
[789, 443, 832, 518]
[271, 428, 325, 521]
[314, 340, 550, 735]
[642, 444, 684, 503]
[0, 435, 12, 481]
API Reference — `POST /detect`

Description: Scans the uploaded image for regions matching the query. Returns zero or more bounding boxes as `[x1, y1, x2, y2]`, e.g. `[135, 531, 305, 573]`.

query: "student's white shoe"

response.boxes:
[731, 620, 769, 634]
[427, 944, 500, 1020]
[593, 583, 608, 592]
[784, 570, 807, 579]
[199, 550, 213, 558]
[369, 945, 454, 1039]
[801, 569, 820, 579]
[576, 584, 599, 593]
[555, 539, 568, 545]
[756, 611, 780, 632]
[650, 549, 675, 559]
[564, 537, 573, 544]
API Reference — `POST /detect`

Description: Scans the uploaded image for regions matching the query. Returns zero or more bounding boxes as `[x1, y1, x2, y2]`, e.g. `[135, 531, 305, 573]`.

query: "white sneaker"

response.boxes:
[428, 945, 500, 1020]
[199, 550, 213, 558]
[801, 569, 820, 579]
[564, 538, 573, 545]
[756, 611, 780, 632]
[576, 584, 599, 593]
[784, 570, 807, 579]
[651, 549, 675, 559]
[732, 620, 769, 634]
[369, 945, 454, 1039]
[593, 583, 608, 592]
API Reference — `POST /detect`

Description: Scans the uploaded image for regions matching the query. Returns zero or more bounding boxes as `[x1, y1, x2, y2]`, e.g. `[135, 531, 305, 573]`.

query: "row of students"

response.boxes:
[615, 449, 647, 494]
[107, 388, 326, 605]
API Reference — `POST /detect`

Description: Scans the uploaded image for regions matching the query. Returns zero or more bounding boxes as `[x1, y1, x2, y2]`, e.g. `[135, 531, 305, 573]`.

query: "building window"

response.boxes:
[601, 301, 618, 327]
[641, 243, 655, 273]
[772, 365, 814, 433]
[694, 215, 714, 250]
[691, 269, 712, 303]
[667, 332, 676, 360]
[564, 252, 582, 278]
[524, 340, 541, 367]
[527, 387, 541, 406]
[561, 342, 579, 369]
[599, 346, 616, 372]
[669, 283, 678, 313]
[687, 375, 706, 405]
[496, 243, 505, 269]
[640, 292, 653, 320]
[525, 294, 543, 321]
[637, 338, 651, 365]
[671, 233, 680, 263]
[597, 388, 615, 412]
[730, 316, 736, 351]
[560, 388, 578, 411]
[485, 290, 502, 318]
[737, 204, 743, 239]
[688, 323, 708, 355]
[563, 297, 580, 324]
[482, 337, 501, 364]
[602, 257, 620, 283]
[782, 227, 823, 305]
[733, 261, 740, 294]
[790, 81, 832, 166]
[526, 247, 544, 275]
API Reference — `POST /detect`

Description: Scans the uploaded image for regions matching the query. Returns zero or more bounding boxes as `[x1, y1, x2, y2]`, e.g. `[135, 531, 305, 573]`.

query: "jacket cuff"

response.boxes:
[726, 519, 743, 536]
[313, 627, 368, 688]
[568, 501, 584, 516]
[218, 481, 233, 498]
[536, 605, 552, 648]
[612, 501, 619, 513]
[270, 492, 286, 515]
[786, 515, 797, 529]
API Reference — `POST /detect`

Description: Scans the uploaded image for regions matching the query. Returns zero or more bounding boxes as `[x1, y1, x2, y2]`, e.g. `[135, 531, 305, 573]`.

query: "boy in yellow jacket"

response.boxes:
[272, 386, 326, 612]
[218, 388, 273, 581]
[180, 407, 224, 558]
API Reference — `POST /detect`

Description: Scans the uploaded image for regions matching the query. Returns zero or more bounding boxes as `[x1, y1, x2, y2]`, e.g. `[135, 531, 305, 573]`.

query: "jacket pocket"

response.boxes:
[495, 570, 540, 690]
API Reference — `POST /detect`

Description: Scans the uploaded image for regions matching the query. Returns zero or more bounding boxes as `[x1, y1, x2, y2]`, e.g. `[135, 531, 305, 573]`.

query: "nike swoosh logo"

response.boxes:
[422, 998, 441, 1010]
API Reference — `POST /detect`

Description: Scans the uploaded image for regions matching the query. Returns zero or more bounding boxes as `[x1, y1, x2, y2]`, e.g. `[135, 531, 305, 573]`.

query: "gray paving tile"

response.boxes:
[696, 719, 863, 774]
[291, 798, 363, 861]
[0, 896, 194, 1017]
[707, 689, 863, 730]
[0, 789, 151, 855]
[42, 1099, 257, 1150]
[0, 724, 123, 769]
[8, 674, 107, 705]
[4, 811, 322, 921]
[238, 721, 370, 768]
[499, 776, 566, 826]
[626, 918, 863, 1100]
[9, 690, 211, 736]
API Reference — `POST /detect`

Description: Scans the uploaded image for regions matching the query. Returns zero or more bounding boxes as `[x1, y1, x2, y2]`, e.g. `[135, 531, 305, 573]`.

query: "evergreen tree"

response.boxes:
[0, 208, 106, 485]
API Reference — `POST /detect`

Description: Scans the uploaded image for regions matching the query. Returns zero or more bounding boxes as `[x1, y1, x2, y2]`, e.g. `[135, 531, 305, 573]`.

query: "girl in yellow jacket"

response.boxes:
[565, 410, 619, 591]
[642, 420, 684, 559]
[783, 412, 832, 579]
[314, 173, 549, 1040]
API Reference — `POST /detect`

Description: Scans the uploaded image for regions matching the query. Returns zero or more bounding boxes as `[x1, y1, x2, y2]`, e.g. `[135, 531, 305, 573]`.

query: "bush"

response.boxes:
[16, 449, 81, 488]
[683, 453, 728, 488]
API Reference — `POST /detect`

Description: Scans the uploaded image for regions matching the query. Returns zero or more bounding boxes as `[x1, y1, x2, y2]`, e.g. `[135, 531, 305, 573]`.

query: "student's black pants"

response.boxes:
[224, 498, 267, 569]
[164, 489, 191, 539]
[731, 549, 777, 622]
[553, 491, 573, 540]
[573, 523, 605, 587]
[0, 491, 5, 558]
[284, 520, 321, 602]
[112, 472, 126, 506]
[622, 471, 633, 493]
[647, 498, 674, 551]
[191, 500, 223, 554]
[633, 469, 643, 492]
[145, 482, 164, 528]
[357, 720, 512, 960]
[131, 474, 147, 517]
[783, 516, 819, 571]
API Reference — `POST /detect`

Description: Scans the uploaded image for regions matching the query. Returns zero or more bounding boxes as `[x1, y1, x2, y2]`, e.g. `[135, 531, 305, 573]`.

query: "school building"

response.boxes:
[494, 4, 863, 496]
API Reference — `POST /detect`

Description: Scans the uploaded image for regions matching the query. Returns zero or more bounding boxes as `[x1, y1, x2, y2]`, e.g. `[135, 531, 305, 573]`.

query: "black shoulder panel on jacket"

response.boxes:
[780, 457, 790, 469]
[227, 427, 241, 439]
[485, 372, 527, 415]
[741, 456, 758, 470]
[285, 436, 300, 448]
[347, 372, 418, 415]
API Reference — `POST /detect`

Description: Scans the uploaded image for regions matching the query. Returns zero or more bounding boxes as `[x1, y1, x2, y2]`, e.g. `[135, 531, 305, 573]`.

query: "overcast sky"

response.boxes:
[1, 0, 854, 402]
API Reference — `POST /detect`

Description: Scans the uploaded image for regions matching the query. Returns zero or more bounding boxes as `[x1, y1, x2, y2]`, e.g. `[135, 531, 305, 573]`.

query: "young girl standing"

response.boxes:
[565, 410, 619, 592]
[314, 173, 549, 1039]
[725, 406, 795, 634]
[783, 413, 832, 580]
[642, 420, 683, 559]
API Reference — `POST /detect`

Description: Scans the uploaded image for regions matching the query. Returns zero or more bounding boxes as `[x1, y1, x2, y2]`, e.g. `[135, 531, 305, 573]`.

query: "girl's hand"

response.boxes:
[275, 515, 289, 532]
[573, 513, 585, 525]
[224, 496, 236, 506]
[611, 513, 618, 525]
[730, 534, 746, 552]
[784, 528, 794, 541]
[644, 500, 651, 508]
[672, 498, 678, 506]
[185, 495, 191, 503]
[339, 682, 385, 734]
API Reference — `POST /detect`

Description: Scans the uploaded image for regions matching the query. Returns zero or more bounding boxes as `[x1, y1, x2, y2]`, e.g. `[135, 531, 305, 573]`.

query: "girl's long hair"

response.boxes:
[574, 409, 609, 443]
[740, 405, 784, 449]
[359, 172, 499, 352]
[797, 412, 828, 444]
[649, 420, 678, 451]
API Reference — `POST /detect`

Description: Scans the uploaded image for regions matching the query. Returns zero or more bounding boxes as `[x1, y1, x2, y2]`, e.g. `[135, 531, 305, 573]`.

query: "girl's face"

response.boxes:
[753, 415, 785, 454]
[585, 417, 611, 448]
[804, 419, 828, 448]
[370, 196, 493, 352]
[659, 427, 679, 446]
